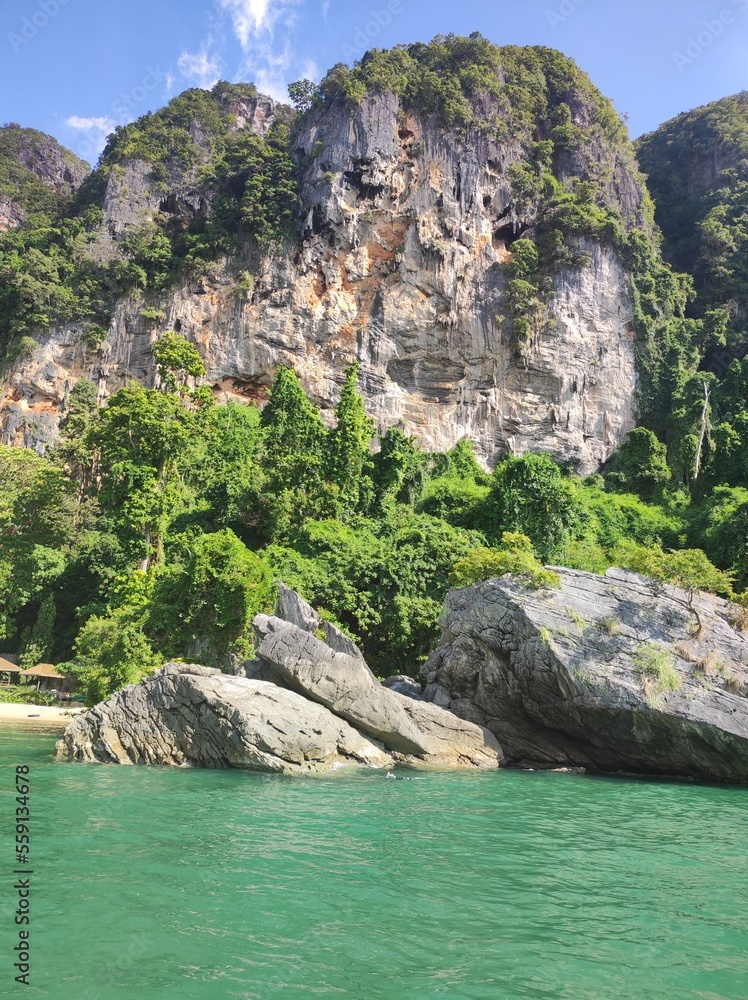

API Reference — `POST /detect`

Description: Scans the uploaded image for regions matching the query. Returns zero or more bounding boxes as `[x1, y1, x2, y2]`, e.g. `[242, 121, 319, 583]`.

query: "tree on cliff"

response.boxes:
[152, 331, 206, 393]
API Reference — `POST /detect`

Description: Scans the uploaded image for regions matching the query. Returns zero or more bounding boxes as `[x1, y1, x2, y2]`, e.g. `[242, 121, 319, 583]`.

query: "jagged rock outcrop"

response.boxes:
[422, 568, 748, 781]
[98, 92, 278, 237]
[56, 663, 394, 772]
[0, 124, 89, 230]
[2, 50, 646, 471]
[57, 587, 502, 772]
[254, 614, 501, 766]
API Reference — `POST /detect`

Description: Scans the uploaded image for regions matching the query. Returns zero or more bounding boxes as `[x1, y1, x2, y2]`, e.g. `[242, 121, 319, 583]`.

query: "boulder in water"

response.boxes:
[422, 568, 748, 782]
[254, 613, 502, 767]
[56, 663, 394, 772]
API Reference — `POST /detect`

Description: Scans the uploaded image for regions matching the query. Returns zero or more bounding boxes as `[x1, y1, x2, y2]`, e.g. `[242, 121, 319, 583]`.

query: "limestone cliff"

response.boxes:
[1, 44, 652, 471]
[0, 124, 89, 230]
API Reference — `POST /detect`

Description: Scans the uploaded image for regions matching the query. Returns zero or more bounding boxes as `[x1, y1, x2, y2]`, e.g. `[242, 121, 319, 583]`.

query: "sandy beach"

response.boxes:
[0, 703, 85, 726]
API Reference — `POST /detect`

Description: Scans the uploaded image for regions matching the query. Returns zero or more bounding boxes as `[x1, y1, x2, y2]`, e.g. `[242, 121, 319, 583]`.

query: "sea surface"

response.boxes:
[0, 723, 746, 1000]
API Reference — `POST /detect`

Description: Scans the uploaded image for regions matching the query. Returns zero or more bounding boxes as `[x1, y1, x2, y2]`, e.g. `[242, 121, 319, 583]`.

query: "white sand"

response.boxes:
[0, 703, 85, 726]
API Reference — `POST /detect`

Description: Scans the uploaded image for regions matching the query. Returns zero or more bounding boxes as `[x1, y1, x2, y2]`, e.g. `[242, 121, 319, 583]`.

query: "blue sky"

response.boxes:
[1, 0, 746, 164]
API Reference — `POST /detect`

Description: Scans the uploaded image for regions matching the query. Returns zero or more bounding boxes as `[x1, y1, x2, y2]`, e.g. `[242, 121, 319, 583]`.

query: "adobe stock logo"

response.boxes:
[546, 0, 592, 30]
[7, 0, 73, 53]
[339, 0, 409, 61]
[672, 0, 748, 72]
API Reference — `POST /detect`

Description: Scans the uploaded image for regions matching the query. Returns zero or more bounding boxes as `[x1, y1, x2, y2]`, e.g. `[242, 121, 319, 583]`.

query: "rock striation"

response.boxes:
[57, 587, 502, 772]
[254, 617, 501, 767]
[56, 663, 394, 772]
[3, 69, 643, 470]
[422, 568, 748, 781]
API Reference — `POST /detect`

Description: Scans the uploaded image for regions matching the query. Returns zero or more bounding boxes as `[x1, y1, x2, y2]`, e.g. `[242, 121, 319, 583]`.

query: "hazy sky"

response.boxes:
[1, 0, 746, 164]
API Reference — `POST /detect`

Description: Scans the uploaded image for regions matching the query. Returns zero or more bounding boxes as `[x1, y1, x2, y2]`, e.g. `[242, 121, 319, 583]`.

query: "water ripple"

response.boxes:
[1, 725, 747, 999]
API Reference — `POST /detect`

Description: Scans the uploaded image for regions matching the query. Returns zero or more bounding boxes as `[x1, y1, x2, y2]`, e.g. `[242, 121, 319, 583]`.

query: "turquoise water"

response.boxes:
[1, 724, 747, 999]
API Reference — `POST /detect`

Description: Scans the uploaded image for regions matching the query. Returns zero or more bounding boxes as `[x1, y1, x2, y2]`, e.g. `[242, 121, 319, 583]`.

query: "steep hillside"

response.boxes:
[636, 93, 748, 286]
[637, 94, 748, 484]
[0, 123, 89, 229]
[0, 36, 685, 472]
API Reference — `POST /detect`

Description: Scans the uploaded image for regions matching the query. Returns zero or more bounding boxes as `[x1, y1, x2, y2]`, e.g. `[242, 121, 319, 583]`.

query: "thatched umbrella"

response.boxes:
[0, 657, 21, 684]
[19, 663, 66, 692]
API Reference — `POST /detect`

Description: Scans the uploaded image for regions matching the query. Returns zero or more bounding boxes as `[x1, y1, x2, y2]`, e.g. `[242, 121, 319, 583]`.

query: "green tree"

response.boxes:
[87, 384, 197, 568]
[327, 361, 375, 514]
[18, 595, 56, 669]
[605, 427, 671, 498]
[0, 446, 75, 643]
[489, 453, 584, 561]
[152, 331, 206, 392]
[506, 239, 539, 279]
[450, 532, 561, 589]
[66, 613, 163, 705]
[53, 378, 99, 491]
[288, 79, 318, 112]
[260, 366, 327, 532]
[150, 529, 274, 666]
[372, 428, 428, 511]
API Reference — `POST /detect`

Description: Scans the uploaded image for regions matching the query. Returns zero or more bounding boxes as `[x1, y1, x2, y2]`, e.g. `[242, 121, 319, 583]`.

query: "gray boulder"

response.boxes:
[383, 675, 423, 700]
[57, 587, 503, 773]
[254, 614, 502, 767]
[422, 568, 748, 781]
[273, 582, 366, 660]
[56, 663, 394, 773]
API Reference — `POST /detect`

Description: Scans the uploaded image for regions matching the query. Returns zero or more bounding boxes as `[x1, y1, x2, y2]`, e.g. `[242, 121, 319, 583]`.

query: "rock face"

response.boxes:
[422, 568, 748, 781]
[57, 663, 394, 772]
[0, 124, 89, 230]
[383, 675, 423, 700]
[255, 614, 501, 766]
[3, 81, 641, 470]
[57, 587, 502, 772]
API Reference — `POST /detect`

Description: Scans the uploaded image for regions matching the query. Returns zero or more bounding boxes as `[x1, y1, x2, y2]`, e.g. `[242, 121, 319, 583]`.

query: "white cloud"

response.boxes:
[214, 0, 314, 105]
[238, 36, 295, 100]
[65, 115, 115, 132]
[63, 115, 116, 163]
[321, 0, 330, 18]
[299, 58, 319, 81]
[178, 49, 223, 89]
[219, 0, 298, 47]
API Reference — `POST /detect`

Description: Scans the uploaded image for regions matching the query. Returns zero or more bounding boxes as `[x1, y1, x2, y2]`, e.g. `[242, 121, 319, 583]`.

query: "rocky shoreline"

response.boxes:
[56, 586, 501, 772]
[57, 573, 748, 782]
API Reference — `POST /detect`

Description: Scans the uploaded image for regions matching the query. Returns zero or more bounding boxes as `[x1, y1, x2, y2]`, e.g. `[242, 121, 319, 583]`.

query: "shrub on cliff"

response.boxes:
[450, 533, 561, 590]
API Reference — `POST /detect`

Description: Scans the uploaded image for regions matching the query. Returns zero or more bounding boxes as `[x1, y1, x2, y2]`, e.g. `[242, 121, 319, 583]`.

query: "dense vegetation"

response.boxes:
[315, 35, 624, 144]
[0, 83, 298, 371]
[2, 38, 748, 705]
[0, 343, 745, 704]
[0, 124, 89, 226]
[636, 94, 748, 488]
